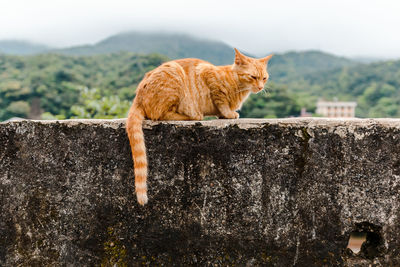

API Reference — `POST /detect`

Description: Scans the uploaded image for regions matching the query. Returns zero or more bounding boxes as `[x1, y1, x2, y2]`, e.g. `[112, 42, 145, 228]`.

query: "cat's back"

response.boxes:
[161, 58, 214, 74]
[174, 58, 212, 68]
[141, 58, 215, 87]
[144, 58, 211, 79]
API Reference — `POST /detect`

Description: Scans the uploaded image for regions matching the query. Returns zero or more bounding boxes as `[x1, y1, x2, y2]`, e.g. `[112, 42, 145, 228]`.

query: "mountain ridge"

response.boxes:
[53, 32, 235, 65]
[0, 31, 357, 69]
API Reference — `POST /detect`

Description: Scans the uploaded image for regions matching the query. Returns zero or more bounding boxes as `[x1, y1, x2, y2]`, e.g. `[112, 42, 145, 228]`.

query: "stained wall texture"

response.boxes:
[0, 118, 400, 266]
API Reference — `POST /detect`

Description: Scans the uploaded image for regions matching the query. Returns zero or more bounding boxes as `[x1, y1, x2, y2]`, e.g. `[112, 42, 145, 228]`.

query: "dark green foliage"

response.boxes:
[240, 83, 301, 118]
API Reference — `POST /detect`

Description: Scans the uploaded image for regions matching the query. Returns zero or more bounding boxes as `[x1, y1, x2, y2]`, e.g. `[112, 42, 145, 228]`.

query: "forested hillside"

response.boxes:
[0, 51, 303, 121]
[0, 33, 358, 69]
[0, 42, 399, 121]
[0, 52, 167, 120]
[269, 50, 357, 82]
[288, 60, 400, 117]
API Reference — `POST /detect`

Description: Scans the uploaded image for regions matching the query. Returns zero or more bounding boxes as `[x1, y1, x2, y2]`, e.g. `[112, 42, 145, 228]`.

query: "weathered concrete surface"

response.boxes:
[1, 118, 400, 266]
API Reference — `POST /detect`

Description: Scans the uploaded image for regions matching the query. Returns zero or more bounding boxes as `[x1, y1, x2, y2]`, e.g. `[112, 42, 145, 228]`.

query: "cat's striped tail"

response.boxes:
[126, 103, 148, 205]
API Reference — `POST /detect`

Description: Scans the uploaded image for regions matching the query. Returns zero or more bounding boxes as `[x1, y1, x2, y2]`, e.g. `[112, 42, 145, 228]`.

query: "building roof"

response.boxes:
[316, 100, 357, 107]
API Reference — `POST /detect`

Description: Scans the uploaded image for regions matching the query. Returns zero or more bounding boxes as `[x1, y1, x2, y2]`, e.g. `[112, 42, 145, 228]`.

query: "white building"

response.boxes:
[316, 99, 357, 118]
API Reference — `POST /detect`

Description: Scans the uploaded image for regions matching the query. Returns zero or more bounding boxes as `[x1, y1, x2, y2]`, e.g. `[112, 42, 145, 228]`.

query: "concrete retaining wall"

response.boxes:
[1, 118, 400, 266]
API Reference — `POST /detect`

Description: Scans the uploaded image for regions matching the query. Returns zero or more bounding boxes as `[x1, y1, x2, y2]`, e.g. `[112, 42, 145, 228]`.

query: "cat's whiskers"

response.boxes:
[261, 87, 271, 96]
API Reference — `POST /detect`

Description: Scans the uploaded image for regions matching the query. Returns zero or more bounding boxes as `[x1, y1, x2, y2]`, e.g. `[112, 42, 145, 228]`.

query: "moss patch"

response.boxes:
[101, 227, 127, 267]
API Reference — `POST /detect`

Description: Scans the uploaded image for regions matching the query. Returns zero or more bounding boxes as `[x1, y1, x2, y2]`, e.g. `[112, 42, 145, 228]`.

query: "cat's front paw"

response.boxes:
[231, 111, 239, 119]
[220, 111, 239, 119]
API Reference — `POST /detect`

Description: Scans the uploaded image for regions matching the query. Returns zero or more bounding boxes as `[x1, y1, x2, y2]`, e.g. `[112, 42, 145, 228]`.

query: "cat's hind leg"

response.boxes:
[146, 92, 203, 121]
[161, 112, 192, 121]
[177, 98, 204, 121]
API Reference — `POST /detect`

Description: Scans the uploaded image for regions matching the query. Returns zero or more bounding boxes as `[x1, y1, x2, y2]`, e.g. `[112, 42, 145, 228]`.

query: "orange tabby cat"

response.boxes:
[126, 48, 273, 205]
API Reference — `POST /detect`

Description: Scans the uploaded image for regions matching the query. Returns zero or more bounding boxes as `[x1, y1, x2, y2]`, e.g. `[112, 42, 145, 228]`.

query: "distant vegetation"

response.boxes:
[292, 60, 400, 117]
[269, 50, 356, 81]
[0, 52, 167, 120]
[0, 32, 399, 121]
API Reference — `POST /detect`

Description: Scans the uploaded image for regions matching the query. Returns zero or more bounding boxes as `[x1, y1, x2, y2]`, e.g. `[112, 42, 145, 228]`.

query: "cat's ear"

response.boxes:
[260, 54, 274, 65]
[234, 48, 248, 65]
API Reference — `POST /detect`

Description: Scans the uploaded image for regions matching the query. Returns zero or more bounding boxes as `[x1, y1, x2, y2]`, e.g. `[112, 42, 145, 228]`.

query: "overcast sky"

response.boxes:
[1, 0, 400, 58]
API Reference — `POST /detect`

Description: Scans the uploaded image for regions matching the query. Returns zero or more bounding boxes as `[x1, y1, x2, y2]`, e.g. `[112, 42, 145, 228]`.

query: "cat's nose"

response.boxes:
[258, 86, 264, 91]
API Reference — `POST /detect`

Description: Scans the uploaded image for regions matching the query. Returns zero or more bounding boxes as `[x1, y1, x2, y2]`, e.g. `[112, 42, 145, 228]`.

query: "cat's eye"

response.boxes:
[263, 77, 267, 81]
[250, 75, 257, 80]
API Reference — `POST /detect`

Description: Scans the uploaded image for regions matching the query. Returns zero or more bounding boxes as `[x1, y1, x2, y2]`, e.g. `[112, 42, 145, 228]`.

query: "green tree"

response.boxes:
[5, 101, 30, 117]
[69, 87, 131, 119]
[240, 83, 301, 118]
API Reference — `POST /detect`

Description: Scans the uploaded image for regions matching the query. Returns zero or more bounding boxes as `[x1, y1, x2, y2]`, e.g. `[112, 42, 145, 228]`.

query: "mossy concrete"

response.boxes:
[1, 118, 400, 266]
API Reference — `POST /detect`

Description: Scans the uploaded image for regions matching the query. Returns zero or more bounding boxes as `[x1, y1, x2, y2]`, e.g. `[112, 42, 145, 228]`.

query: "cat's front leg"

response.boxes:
[210, 87, 239, 119]
[212, 99, 239, 119]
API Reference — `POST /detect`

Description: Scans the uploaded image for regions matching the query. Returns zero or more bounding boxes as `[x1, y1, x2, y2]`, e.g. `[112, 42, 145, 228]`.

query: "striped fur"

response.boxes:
[126, 103, 148, 205]
[126, 48, 273, 205]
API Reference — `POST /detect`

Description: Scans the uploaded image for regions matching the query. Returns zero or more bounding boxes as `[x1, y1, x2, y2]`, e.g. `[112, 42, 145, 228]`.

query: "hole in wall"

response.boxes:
[346, 222, 384, 259]
[347, 232, 367, 253]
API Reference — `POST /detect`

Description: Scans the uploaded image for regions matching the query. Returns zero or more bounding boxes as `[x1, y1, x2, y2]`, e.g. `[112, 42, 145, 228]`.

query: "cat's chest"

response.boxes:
[231, 92, 251, 111]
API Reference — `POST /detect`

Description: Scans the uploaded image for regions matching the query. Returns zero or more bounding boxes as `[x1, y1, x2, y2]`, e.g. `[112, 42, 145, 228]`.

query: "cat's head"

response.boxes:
[232, 48, 273, 93]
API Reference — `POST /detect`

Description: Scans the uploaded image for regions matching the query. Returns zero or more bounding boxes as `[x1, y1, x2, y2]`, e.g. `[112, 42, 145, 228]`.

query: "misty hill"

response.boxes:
[55, 32, 235, 65]
[0, 32, 357, 73]
[55, 32, 357, 71]
[0, 40, 49, 55]
[269, 50, 358, 83]
[352, 56, 385, 64]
